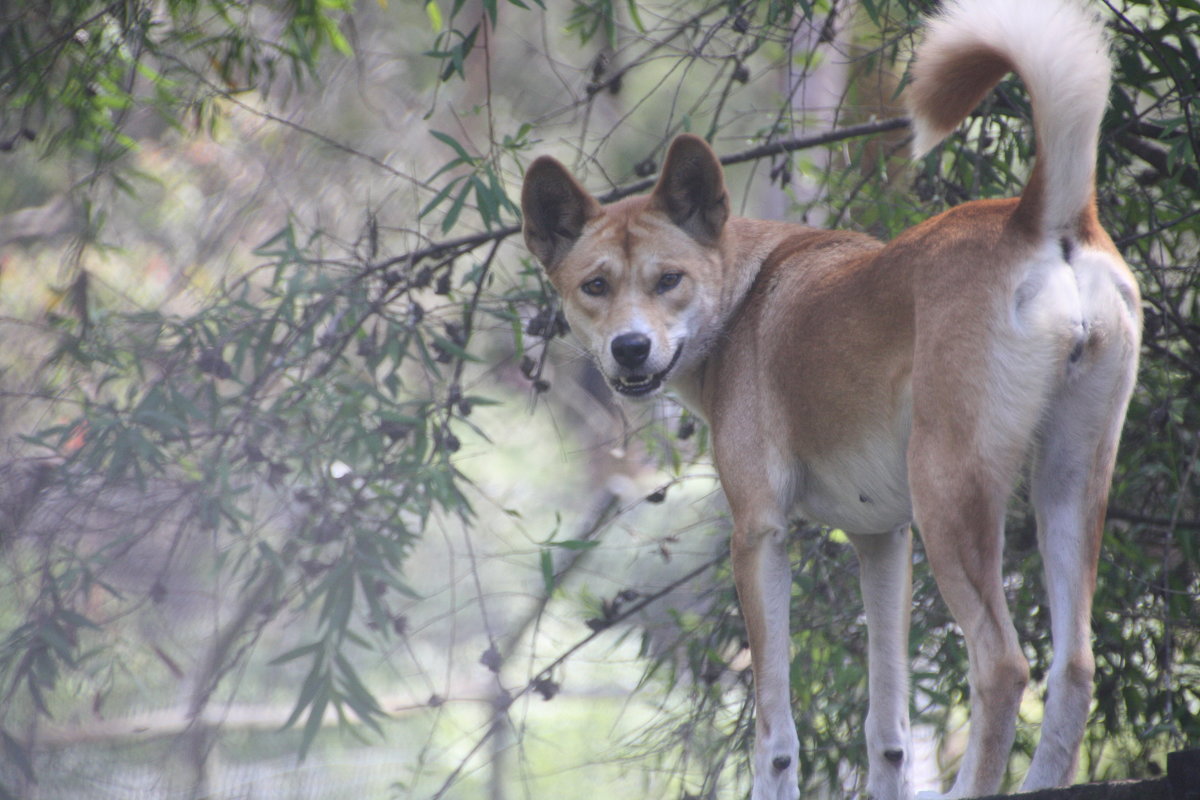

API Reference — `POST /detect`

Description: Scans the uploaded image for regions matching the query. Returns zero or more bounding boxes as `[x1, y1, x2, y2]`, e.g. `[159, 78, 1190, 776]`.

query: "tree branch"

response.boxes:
[376, 117, 913, 273]
[1116, 133, 1200, 195]
[1108, 506, 1200, 532]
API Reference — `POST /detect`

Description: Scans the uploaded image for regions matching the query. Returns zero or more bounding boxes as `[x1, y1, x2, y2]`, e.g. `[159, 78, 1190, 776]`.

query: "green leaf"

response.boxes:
[540, 548, 554, 594]
[551, 539, 600, 551]
[625, 0, 645, 32]
[434, 130, 475, 165]
[426, 0, 444, 31]
[442, 182, 471, 232]
[299, 680, 330, 760]
[270, 641, 324, 666]
[430, 334, 480, 363]
[420, 176, 463, 219]
[282, 656, 328, 732]
[334, 654, 385, 733]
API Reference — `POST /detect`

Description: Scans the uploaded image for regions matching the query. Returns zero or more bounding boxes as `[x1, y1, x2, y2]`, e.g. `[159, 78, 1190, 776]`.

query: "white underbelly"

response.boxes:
[793, 428, 913, 534]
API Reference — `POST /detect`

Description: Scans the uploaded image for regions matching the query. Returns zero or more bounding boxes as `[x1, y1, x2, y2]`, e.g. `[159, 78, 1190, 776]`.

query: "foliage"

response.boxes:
[0, 0, 354, 167]
[0, 0, 1197, 798]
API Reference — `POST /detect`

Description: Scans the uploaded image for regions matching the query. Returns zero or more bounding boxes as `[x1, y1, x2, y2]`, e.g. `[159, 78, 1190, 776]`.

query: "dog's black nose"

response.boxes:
[611, 333, 651, 368]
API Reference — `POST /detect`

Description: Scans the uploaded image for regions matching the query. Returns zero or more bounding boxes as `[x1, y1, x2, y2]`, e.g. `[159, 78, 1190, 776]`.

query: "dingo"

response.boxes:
[520, 0, 1140, 797]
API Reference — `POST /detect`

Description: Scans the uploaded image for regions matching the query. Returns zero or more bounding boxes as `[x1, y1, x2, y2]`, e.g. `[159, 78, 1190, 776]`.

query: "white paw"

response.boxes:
[752, 748, 801, 800]
[750, 778, 800, 800]
[915, 791, 947, 800]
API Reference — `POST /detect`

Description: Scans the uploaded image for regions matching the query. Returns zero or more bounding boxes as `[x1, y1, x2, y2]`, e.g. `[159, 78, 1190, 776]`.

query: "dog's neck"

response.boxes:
[718, 217, 815, 310]
[669, 216, 822, 413]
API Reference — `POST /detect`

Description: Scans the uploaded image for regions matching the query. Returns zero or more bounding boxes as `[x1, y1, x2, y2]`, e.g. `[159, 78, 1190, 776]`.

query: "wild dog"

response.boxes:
[519, 0, 1141, 797]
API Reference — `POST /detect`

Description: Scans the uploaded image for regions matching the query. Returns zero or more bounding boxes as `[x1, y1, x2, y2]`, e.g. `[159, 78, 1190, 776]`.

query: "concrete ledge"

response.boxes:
[971, 779, 1170, 800]
[969, 749, 1199, 800]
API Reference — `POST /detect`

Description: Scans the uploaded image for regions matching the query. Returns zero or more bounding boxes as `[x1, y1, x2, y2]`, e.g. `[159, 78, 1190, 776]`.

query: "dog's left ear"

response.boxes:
[650, 134, 730, 244]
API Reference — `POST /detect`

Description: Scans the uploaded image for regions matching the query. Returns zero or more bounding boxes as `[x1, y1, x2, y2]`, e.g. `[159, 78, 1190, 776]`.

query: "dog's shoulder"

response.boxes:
[761, 227, 882, 271]
[749, 228, 887, 316]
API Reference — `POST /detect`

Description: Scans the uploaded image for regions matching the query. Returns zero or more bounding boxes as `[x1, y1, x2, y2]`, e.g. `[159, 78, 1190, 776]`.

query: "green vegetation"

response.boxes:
[0, 1, 1196, 798]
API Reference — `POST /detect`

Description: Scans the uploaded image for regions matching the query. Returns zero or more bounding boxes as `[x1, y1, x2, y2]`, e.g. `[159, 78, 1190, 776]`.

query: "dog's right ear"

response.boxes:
[521, 156, 602, 272]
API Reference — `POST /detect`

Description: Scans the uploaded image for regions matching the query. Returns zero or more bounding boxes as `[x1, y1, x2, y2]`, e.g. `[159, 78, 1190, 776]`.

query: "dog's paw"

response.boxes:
[914, 791, 947, 800]
[751, 745, 801, 800]
[864, 771, 914, 799]
[750, 775, 800, 800]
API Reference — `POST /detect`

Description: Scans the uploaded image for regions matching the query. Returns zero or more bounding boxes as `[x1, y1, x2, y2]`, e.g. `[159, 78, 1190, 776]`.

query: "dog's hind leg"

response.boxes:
[909, 431, 1029, 798]
[1024, 268, 1140, 790]
[849, 527, 914, 800]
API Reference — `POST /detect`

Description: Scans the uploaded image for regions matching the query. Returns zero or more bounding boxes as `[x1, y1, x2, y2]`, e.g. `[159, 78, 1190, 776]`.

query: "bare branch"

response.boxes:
[375, 117, 913, 273]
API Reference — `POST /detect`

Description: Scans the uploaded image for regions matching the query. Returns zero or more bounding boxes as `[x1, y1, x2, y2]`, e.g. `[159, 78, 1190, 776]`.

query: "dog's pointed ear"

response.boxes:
[650, 134, 730, 244]
[521, 156, 603, 271]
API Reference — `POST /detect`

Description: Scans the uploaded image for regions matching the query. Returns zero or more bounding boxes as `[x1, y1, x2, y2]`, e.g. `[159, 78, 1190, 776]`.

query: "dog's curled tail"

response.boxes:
[908, 0, 1111, 235]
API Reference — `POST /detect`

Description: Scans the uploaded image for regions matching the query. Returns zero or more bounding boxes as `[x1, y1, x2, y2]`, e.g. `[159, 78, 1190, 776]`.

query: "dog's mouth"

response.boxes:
[610, 341, 684, 398]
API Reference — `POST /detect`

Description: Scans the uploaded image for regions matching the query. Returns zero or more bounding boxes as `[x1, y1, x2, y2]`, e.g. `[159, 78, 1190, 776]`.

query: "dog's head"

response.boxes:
[521, 134, 731, 399]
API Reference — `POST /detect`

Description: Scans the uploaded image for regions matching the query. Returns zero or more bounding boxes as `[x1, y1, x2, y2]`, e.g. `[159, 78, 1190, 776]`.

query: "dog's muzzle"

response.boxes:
[611, 332, 652, 370]
[608, 336, 684, 398]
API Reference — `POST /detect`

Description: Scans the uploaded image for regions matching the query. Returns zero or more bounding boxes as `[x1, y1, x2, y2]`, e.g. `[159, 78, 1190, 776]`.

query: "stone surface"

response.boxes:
[969, 779, 1170, 800]
[964, 750, 1199, 800]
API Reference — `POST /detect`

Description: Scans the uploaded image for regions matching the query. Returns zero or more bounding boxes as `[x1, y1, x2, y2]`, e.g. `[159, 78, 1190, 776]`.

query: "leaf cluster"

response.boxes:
[0, 0, 352, 164]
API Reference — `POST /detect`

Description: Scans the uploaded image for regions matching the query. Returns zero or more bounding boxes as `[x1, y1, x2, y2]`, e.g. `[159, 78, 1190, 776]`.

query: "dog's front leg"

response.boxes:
[849, 527, 915, 800]
[731, 510, 800, 800]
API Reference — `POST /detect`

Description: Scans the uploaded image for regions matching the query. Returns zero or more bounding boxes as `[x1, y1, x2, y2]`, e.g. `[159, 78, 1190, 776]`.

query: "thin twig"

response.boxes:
[427, 549, 726, 800]
[373, 117, 913, 273]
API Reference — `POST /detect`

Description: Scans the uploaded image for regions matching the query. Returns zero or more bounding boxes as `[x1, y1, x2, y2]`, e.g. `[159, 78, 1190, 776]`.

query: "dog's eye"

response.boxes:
[656, 272, 683, 294]
[581, 277, 608, 297]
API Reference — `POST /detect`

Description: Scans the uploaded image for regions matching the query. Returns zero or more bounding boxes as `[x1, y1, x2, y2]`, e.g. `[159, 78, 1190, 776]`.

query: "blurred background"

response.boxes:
[1, 1, 1197, 798]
